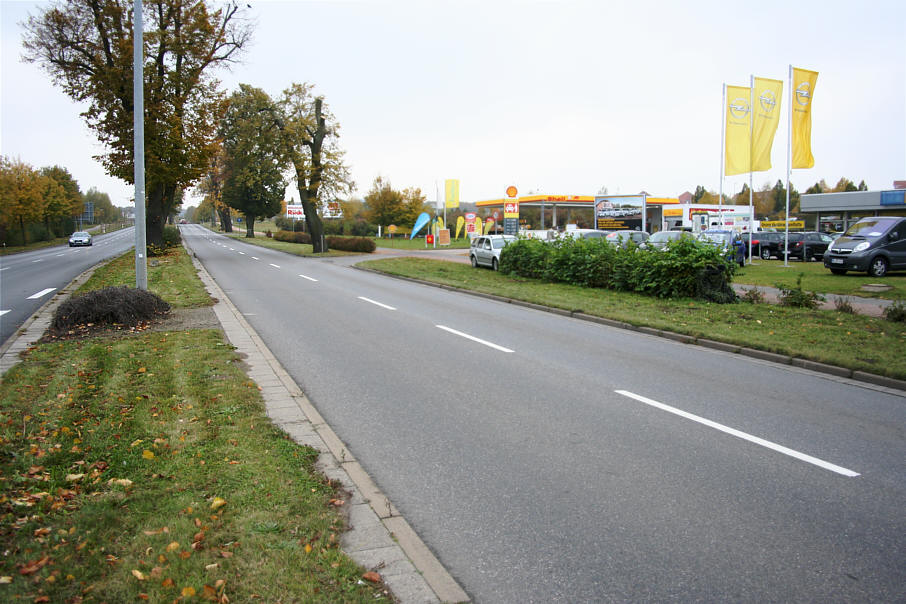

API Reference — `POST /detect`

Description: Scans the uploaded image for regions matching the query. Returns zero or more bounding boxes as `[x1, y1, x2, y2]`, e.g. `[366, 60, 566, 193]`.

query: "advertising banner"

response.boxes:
[286, 204, 305, 218]
[594, 195, 645, 231]
[465, 212, 478, 234]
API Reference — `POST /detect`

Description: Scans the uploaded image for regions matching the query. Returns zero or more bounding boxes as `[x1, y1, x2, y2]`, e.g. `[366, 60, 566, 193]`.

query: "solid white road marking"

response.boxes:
[238, 251, 246, 255]
[358, 296, 396, 311]
[251, 257, 260, 260]
[435, 325, 514, 353]
[0, 310, 10, 317]
[299, 274, 318, 282]
[614, 390, 859, 477]
[27, 288, 57, 300]
[269, 263, 281, 269]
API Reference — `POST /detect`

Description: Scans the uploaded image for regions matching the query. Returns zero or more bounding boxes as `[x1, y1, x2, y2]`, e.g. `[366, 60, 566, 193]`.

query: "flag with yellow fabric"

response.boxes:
[445, 179, 460, 208]
[724, 85, 751, 176]
[751, 77, 783, 172]
[792, 67, 818, 168]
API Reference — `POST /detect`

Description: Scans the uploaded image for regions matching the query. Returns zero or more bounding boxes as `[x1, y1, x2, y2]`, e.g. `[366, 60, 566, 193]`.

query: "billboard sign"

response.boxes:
[594, 195, 645, 231]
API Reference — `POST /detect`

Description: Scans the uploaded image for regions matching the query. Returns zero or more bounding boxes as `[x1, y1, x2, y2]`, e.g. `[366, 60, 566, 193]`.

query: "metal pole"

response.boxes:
[784, 65, 792, 267]
[133, 0, 147, 289]
[748, 75, 754, 264]
[719, 84, 726, 219]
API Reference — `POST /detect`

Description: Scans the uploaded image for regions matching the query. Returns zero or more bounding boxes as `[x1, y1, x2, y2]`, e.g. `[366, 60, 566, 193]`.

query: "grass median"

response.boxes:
[0, 246, 390, 602]
[359, 257, 906, 379]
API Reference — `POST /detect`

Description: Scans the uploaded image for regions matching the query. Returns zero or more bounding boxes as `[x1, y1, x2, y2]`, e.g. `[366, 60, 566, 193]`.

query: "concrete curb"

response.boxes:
[352, 265, 906, 396]
[187, 253, 470, 604]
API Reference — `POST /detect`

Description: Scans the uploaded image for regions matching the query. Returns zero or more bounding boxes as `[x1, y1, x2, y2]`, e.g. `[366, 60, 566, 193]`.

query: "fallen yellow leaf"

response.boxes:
[166, 541, 180, 552]
[132, 569, 146, 581]
[181, 586, 196, 597]
[142, 450, 155, 460]
[0, 576, 11, 584]
[210, 497, 227, 511]
[65, 473, 84, 482]
[130, 439, 143, 448]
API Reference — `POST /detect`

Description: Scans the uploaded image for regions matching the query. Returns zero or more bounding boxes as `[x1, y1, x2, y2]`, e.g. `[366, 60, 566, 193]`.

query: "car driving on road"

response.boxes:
[69, 231, 92, 247]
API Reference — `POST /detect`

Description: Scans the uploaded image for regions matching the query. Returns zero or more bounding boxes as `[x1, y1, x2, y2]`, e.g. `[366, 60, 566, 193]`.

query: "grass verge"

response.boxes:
[734, 259, 906, 300]
[0, 252, 390, 602]
[359, 257, 906, 379]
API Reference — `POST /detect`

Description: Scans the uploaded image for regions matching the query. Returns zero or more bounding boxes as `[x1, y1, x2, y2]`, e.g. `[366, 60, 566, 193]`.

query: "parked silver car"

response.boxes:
[643, 230, 693, 250]
[69, 231, 92, 247]
[470, 235, 516, 270]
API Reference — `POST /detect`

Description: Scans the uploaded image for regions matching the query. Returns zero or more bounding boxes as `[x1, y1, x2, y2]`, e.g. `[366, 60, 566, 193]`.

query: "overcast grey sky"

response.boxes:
[2, 0, 904, 208]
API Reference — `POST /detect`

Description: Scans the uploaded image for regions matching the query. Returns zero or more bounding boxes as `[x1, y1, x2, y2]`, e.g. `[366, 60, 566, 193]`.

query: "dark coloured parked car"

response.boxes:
[744, 231, 784, 259]
[698, 230, 745, 266]
[785, 231, 834, 261]
[824, 216, 906, 277]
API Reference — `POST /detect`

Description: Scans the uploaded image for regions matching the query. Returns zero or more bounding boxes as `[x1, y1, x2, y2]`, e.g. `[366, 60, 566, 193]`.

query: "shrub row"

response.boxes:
[499, 236, 738, 303]
[326, 236, 376, 253]
[273, 229, 375, 253]
[274, 230, 311, 244]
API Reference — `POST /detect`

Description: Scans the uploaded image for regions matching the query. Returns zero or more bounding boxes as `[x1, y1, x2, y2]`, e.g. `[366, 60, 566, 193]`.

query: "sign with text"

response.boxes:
[594, 195, 644, 231]
[286, 204, 305, 218]
[438, 229, 451, 245]
[761, 220, 805, 229]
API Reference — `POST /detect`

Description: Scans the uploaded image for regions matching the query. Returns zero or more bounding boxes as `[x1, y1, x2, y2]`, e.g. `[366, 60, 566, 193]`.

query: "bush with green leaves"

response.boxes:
[883, 299, 906, 322]
[325, 236, 376, 253]
[776, 273, 826, 309]
[499, 234, 738, 302]
[273, 230, 311, 244]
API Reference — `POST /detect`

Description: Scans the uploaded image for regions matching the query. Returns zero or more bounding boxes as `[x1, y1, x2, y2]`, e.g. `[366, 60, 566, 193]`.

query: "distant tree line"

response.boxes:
[0, 156, 122, 247]
[688, 177, 869, 219]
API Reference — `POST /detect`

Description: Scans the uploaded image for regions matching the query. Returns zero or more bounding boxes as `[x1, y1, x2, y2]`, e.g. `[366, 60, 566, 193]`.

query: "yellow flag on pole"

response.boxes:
[751, 77, 783, 172]
[444, 179, 460, 208]
[792, 67, 818, 169]
[724, 85, 751, 176]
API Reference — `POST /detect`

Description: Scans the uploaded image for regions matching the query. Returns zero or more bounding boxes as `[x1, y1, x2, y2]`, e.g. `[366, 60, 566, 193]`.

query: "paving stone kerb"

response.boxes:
[187, 255, 470, 604]
[354, 265, 906, 395]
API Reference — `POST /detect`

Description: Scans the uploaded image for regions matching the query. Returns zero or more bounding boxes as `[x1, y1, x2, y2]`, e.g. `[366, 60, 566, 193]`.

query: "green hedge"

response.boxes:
[499, 236, 738, 303]
[274, 230, 312, 244]
[326, 236, 376, 253]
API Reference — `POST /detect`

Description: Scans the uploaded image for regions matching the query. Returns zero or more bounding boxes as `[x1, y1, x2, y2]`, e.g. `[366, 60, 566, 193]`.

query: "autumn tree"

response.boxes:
[275, 83, 353, 253]
[400, 187, 429, 226]
[219, 85, 286, 238]
[0, 157, 46, 245]
[39, 166, 83, 236]
[364, 177, 405, 227]
[23, 0, 252, 248]
[197, 145, 233, 232]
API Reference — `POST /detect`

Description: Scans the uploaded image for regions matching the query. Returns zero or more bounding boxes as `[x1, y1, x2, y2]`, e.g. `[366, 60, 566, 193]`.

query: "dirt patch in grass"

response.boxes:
[42, 306, 221, 343]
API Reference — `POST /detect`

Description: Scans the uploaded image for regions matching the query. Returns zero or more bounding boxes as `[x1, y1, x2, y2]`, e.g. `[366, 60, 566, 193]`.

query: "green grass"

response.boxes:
[370, 236, 471, 250]
[0, 246, 390, 602]
[359, 257, 906, 379]
[733, 258, 906, 299]
[78, 247, 213, 308]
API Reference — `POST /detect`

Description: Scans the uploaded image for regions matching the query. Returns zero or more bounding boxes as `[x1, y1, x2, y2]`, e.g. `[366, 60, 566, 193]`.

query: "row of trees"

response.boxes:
[689, 177, 869, 218]
[0, 156, 121, 246]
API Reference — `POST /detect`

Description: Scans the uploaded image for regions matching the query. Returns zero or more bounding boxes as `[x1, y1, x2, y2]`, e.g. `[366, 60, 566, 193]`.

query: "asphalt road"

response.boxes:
[0, 228, 136, 345]
[181, 224, 905, 603]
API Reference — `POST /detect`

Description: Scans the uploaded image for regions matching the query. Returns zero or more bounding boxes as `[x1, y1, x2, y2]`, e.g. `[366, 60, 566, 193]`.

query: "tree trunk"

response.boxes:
[218, 207, 232, 232]
[300, 197, 325, 252]
[146, 182, 166, 248]
[20, 216, 27, 245]
[245, 215, 255, 238]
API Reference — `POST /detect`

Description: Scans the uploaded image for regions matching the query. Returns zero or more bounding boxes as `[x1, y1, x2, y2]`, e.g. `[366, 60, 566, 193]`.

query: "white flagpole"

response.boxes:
[719, 83, 726, 217]
[748, 75, 754, 264]
[784, 65, 792, 267]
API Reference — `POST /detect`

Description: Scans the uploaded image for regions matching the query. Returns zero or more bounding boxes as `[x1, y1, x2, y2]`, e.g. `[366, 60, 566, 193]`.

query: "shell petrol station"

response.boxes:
[473, 193, 761, 234]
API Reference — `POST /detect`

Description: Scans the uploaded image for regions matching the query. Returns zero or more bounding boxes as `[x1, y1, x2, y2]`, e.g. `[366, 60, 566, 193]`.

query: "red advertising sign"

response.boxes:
[504, 202, 519, 219]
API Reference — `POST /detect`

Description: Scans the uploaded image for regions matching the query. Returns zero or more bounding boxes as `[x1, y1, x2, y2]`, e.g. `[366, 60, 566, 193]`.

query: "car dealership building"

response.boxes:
[801, 184, 906, 233]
